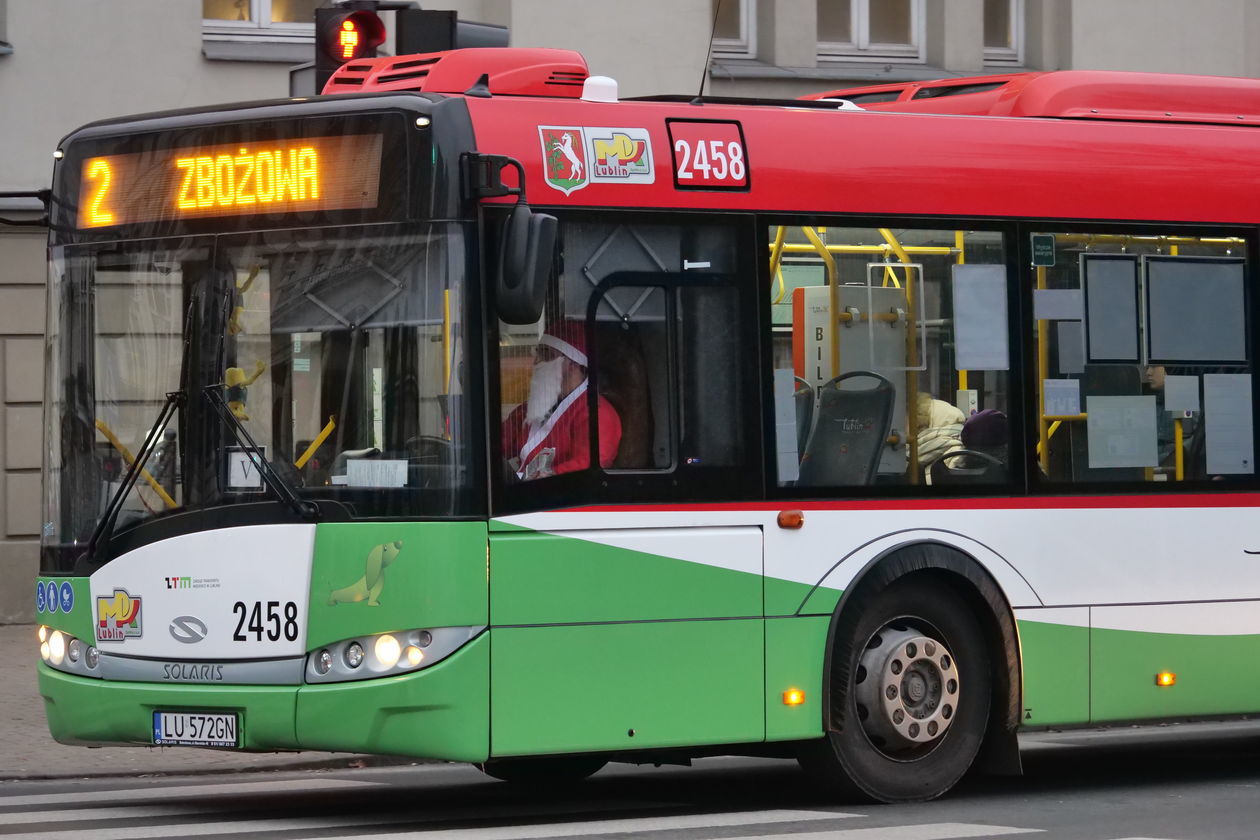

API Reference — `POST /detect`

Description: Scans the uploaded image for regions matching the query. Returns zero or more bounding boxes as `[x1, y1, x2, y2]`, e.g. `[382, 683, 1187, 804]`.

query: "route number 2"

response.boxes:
[668, 121, 748, 190]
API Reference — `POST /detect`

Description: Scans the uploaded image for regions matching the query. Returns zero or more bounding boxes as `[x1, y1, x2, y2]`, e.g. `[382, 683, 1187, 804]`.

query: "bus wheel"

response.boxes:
[800, 577, 991, 803]
[476, 756, 607, 784]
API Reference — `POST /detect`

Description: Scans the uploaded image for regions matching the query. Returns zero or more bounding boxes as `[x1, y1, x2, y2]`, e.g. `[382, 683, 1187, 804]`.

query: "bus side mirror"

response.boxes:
[496, 203, 556, 325]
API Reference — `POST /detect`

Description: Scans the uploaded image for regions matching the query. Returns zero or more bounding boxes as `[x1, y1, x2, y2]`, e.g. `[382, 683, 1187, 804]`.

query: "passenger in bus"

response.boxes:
[502, 326, 622, 480]
[959, 409, 1009, 465]
[916, 392, 966, 479]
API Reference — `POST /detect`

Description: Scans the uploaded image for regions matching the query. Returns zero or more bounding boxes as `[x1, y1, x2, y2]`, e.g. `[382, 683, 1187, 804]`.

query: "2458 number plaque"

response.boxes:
[232, 600, 299, 642]
[667, 120, 749, 191]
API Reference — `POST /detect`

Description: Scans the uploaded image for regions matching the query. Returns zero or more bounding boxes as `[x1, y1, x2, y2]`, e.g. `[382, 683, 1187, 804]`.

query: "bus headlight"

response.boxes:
[38, 629, 101, 679]
[374, 634, 401, 669]
[305, 625, 484, 684]
[48, 631, 66, 666]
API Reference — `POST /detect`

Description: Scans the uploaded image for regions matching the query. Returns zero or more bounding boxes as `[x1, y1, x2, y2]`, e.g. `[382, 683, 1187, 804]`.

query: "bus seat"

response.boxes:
[930, 448, 1007, 485]
[797, 371, 894, 486]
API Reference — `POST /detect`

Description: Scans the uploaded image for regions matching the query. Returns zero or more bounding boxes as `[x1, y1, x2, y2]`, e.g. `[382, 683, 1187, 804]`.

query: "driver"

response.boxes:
[502, 325, 621, 480]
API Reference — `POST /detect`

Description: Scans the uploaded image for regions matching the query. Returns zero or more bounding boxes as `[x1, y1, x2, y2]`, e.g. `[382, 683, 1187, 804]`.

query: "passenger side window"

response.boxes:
[1030, 230, 1254, 485]
[767, 225, 1011, 490]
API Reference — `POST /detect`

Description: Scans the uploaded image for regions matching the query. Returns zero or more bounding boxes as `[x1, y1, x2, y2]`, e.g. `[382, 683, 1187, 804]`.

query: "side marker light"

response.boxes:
[777, 510, 805, 530]
[783, 688, 806, 706]
[1155, 671, 1176, 687]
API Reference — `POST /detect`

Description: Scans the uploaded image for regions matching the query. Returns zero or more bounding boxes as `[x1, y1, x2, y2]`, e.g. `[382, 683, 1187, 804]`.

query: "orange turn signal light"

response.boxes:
[777, 510, 805, 529]
[783, 688, 806, 706]
[1155, 671, 1176, 687]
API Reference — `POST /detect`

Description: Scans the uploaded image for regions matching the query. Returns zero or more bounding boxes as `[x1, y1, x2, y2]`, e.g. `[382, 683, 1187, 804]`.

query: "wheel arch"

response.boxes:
[820, 540, 1023, 776]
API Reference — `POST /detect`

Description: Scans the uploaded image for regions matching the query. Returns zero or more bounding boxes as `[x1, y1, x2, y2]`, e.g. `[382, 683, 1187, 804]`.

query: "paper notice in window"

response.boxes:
[1204, 374, 1254, 474]
[1033, 288, 1083, 321]
[1057, 321, 1085, 375]
[1163, 375, 1199, 415]
[1087, 395, 1157, 469]
[347, 459, 408, 487]
[1043, 379, 1081, 417]
[952, 264, 1009, 371]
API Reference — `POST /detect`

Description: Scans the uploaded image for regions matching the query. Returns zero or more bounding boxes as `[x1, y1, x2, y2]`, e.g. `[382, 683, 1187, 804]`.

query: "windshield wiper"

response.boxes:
[81, 389, 184, 563]
[203, 385, 318, 521]
[80, 299, 198, 564]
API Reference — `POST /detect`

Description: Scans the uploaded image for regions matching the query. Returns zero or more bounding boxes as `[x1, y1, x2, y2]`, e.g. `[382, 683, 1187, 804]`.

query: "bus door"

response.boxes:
[1027, 228, 1260, 723]
[489, 217, 765, 757]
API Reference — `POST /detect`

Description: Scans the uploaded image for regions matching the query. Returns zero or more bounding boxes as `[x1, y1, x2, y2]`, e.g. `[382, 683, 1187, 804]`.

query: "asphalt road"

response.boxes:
[3, 722, 1260, 839]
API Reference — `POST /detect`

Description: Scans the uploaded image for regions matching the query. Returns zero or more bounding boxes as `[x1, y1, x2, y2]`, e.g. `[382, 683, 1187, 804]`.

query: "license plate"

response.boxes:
[152, 711, 239, 747]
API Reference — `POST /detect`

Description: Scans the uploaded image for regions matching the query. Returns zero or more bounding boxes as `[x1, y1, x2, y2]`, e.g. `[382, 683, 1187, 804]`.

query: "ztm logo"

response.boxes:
[166, 576, 192, 590]
[96, 589, 143, 641]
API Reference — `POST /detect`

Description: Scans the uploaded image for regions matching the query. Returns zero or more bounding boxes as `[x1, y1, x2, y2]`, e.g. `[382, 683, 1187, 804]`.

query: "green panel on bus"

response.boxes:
[296, 634, 489, 762]
[34, 577, 93, 642]
[307, 521, 488, 650]
[1017, 619, 1090, 726]
[1091, 627, 1260, 722]
[40, 663, 301, 750]
[490, 620, 764, 756]
[764, 615, 829, 741]
[488, 529, 761, 625]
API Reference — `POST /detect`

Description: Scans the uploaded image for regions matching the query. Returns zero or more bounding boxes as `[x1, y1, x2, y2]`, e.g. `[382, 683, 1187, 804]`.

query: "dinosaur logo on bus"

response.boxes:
[328, 540, 404, 606]
[96, 589, 143, 641]
[540, 126, 655, 194]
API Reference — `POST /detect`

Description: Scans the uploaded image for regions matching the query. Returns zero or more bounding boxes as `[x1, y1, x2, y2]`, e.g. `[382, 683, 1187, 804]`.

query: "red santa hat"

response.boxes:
[539, 323, 588, 367]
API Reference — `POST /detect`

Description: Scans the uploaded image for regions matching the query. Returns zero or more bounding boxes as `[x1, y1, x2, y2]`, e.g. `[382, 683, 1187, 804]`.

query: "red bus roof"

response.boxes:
[465, 92, 1260, 225]
[336, 49, 1260, 225]
[804, 70, 1260, 124]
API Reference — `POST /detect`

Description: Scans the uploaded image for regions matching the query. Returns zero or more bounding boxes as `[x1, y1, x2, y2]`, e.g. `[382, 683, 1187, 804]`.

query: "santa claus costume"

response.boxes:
[502, 328, 621, 480]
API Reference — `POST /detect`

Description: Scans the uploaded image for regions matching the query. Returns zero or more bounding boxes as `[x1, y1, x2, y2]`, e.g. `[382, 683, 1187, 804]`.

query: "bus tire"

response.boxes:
[476, 756, 607, 784]
[799, 575, 991, 803]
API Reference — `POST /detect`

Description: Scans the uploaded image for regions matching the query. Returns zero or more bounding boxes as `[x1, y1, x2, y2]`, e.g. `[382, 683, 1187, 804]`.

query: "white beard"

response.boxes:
[524, 357, 565, 425]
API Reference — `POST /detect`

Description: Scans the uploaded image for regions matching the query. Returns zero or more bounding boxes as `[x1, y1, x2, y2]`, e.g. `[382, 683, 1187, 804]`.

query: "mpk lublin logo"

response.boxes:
[96, 589, 143, 641]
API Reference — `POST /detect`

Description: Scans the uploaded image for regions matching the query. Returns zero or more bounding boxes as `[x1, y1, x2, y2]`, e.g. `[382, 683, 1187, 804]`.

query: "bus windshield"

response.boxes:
[43, 222, 475, 570]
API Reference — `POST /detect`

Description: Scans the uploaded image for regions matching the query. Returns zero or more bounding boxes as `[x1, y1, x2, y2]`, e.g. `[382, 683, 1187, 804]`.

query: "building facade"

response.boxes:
[1, 0, 1257, 621]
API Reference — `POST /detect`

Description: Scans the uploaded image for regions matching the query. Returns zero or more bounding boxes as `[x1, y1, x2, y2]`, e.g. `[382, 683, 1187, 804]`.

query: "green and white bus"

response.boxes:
[32, 52, 1260, 802]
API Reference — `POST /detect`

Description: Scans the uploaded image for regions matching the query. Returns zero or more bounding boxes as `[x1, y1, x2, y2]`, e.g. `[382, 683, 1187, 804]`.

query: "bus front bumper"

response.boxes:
[37, 633, 489, 762]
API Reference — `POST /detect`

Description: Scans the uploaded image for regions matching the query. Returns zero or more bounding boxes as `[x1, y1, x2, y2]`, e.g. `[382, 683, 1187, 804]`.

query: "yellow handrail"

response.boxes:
[801, 226, 841, 378]
[95, 419, 177, 510]
[770, 226, 788, 304]
[955, 230, 969, 392]
[295, 416, 337, 470]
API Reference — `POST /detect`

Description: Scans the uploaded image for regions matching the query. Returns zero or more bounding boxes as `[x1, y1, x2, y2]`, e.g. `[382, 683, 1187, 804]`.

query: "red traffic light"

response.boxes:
[317, 9, 385, 64]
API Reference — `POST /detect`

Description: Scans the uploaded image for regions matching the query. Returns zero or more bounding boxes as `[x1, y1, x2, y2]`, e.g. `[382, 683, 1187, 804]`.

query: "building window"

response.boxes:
[203, 0, 322, 42]
[711, 0, 755, 58]
[984, 0, 1024, 65]
[818, 0, 925, 63]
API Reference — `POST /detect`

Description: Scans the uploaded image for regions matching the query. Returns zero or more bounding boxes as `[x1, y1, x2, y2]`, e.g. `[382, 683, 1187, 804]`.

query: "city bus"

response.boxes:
[30, 49, 1260, 803]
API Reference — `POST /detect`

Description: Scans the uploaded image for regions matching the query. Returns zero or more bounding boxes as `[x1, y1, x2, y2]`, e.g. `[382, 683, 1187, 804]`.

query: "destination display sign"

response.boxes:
[76, 133, 384, 229]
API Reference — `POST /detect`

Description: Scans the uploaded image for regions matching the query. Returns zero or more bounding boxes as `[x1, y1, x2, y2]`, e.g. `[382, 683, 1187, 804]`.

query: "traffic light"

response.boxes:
[315, 8, 386, 92]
